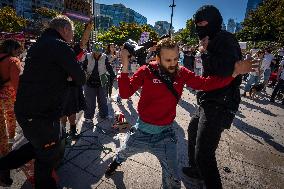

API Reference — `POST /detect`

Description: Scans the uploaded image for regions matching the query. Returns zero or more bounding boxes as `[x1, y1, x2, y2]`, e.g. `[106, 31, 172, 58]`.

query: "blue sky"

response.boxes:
[96, 0, 248, 30]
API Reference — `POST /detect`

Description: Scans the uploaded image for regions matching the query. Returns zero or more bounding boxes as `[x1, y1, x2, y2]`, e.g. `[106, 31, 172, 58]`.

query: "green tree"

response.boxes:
[35, 7, 59, 18]
[0, 6, 27, 32]
[174, 19, 198, 46]
[97, 22, 158, 45]
[236, 0, 284, 45]
[74, 21, 85, 42]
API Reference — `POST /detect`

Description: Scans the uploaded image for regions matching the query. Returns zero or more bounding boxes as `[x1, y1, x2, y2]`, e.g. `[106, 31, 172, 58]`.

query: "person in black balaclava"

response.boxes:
[182, 5, 243, 189]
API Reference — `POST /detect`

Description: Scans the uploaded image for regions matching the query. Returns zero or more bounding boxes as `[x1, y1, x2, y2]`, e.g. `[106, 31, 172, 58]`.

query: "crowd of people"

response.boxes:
[0, 4, 282, 189]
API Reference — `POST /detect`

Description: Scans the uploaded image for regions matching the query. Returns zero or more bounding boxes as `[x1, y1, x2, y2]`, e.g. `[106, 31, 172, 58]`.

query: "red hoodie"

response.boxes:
[118, 62, 234, 126]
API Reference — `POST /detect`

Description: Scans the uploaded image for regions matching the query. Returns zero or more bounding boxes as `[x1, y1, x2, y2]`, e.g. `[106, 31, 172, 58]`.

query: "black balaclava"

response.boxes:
[194, 5, 223, 40]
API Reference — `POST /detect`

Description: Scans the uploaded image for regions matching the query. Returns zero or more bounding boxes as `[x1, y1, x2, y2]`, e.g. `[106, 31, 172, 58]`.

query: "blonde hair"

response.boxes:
[49, 15, 74, 31]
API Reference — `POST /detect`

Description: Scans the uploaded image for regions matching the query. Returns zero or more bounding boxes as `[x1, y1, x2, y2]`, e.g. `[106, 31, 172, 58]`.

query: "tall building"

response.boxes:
[94, 2, 147, 31]
[221, 21, 226, 31]
[245, 0, 262, 18]
[0, 0, 14, 8]
[235, 22, 242, 33]
[227, 18, 236, 33]
[154, 21, 172, 36]
[1, 0, 64, 19]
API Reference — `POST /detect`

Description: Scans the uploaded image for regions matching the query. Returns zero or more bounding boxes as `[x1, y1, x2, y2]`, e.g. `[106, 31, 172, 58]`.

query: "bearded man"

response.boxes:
[104, 37, 254, 189]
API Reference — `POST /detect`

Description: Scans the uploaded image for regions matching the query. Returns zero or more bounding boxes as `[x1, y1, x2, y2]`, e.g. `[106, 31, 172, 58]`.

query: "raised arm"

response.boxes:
[184, 58, 255, 91]
[118, 49, 145, 98]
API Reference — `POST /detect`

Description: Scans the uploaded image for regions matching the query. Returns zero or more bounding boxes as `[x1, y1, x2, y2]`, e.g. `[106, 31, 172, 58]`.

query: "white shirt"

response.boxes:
[261, 53, 274, 70]
[195, 51, 203, 69]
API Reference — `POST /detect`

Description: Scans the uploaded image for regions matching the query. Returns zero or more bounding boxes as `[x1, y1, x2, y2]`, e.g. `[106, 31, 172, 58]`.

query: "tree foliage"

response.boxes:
[97, 22, 159, 45]
[0, 6, 27, 32]
[236, 0, 284, 45]
[32, 7, 86, 42]
[35, 7, 59, 18]
[174, 19, 198, 46]
[74, 21, 85, 42]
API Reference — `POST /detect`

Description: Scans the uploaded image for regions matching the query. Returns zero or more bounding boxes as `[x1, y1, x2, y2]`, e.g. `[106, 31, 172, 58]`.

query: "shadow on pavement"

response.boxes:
[233, 117, 284, 153]
[240, 100, 277, 117]
[108, 171, 126, 189]
[57, 111, 123, 189]
[118, 102, 138, 126]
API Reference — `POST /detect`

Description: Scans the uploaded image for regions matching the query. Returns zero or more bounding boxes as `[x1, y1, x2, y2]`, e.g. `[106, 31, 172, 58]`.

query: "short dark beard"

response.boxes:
[158, 63, 178, 81]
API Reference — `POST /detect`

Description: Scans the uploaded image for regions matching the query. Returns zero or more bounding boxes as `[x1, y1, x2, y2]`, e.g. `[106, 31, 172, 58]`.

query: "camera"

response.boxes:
[124, 39, 157, 66]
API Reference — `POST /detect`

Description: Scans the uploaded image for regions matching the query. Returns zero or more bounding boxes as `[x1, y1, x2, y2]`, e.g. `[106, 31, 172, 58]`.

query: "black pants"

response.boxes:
[271, 79, 284, 103]
[107, 76, 115, 98]
[187, 104, 235, 189]
[0, 116, 64, 189]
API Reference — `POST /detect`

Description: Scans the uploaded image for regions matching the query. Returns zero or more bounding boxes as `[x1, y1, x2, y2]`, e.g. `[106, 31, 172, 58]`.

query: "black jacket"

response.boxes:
[15, 29, 86, 119]
[86, 54, 115, 88]
[183, 53, 195, 71]
[197, 31, 242, 111]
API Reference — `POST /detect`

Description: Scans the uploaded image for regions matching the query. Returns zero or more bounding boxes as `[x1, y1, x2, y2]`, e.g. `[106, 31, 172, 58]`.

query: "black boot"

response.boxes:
[69, 125, 79, 140]
[0, 170, 13, 187]
[105, 161, 121, 177]
[182, 166, 201, 180]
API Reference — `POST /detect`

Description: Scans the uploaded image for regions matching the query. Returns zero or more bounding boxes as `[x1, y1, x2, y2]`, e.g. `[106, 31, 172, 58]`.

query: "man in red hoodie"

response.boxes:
[105, 37, 254, 188]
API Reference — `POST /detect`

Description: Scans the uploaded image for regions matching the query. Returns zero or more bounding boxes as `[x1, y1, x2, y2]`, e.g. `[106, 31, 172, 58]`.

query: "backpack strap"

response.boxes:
[147, 64, 180, 102]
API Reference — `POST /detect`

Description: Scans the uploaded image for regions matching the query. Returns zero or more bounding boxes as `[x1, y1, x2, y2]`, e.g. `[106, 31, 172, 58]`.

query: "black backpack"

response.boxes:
[0, 55, 10, 89]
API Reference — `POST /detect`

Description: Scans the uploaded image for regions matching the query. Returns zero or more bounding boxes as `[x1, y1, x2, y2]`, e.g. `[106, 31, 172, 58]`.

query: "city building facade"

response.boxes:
[94, 2, 147, 31]
[245, 0, 262, 17]
[227, 18, 236, 33]
[235, 22, 242, 33]
[154, 21, 172, 36]
[0, 0, 14, 8]
[0, 0, 64, 19]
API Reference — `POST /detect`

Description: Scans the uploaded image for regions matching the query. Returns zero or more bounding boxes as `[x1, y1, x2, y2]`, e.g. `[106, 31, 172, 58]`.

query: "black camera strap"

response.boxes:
[147, 64, 180, 102]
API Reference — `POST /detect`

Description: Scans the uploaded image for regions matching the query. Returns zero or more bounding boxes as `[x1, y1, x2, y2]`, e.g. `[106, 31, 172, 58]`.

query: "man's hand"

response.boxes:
[198, 36, 209, 53]
[121, 48, 130, 73]
[232, 59, 258, 78]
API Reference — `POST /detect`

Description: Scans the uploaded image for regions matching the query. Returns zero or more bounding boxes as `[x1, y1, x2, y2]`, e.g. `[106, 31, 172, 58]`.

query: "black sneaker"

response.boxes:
[105, 161, 121, 177]
[182, 166, 201, 180]
[270, 98, 275, 103]
[0, 170, 13, 187]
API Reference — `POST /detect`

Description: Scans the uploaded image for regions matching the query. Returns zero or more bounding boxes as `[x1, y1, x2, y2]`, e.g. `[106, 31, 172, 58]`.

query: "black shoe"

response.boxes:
[69, 125, 79, 140]
[270, 98, 275, 103]
[182, 166, 201, 180]
[105, 161, 121, 177]
[0, 170, 13, 187]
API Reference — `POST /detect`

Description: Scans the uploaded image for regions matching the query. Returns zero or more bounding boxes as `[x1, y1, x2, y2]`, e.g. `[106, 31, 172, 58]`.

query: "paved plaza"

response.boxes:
[7, 83, 284, 189]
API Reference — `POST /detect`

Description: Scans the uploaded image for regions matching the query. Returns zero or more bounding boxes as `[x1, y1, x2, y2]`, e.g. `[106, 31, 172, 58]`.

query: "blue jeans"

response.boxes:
[114, 122, 181, 189]
[244, 74, 259, 92]
[263, 69, 271, 82]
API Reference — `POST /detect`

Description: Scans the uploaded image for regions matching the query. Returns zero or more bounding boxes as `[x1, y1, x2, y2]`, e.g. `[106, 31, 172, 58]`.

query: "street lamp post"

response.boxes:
[169, 0, 176, 36]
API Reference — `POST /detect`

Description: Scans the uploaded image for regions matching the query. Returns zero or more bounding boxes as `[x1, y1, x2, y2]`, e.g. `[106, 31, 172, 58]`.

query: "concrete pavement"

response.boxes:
[7, 83, 284, 189]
